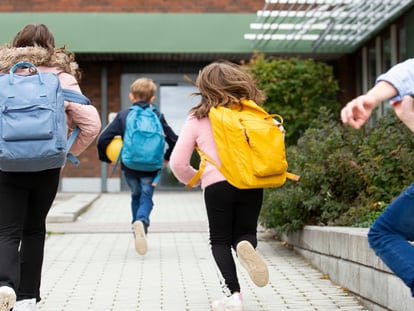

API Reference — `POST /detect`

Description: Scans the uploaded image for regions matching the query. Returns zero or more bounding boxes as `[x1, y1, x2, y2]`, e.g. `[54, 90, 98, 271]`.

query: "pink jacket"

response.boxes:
[0, 45, 101, 158]
[36, 66, 101, 156]
[170, 115, 225, 189]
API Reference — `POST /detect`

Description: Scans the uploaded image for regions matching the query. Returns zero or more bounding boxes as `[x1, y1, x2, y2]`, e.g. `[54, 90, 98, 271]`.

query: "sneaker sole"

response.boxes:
[133, 221, 148, 255]
[236, 241, 269, 287]
[0, 287, 16, 311]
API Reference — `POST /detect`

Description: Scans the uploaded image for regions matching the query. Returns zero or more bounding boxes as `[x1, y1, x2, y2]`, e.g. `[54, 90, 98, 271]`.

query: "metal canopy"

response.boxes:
[245, 0, 414, 53]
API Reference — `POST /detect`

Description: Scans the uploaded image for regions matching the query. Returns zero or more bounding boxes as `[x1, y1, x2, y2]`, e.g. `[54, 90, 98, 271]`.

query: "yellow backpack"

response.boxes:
[186, 99, 299, 189]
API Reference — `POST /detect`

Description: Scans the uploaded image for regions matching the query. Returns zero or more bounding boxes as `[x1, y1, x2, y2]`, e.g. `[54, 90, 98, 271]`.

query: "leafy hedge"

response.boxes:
[244, 53, 340, 145]
[260, 108, 414, 233]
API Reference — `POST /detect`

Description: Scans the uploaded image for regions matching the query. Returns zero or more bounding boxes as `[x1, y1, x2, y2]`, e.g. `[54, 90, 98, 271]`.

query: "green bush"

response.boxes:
[242, 54, 414, 232]
[260, 107, 414, 233]
[245, 53, 340, 145]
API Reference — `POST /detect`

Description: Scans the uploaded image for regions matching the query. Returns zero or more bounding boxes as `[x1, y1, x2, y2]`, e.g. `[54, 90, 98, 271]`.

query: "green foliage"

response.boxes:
[245, 53, 340, 145]
[261, 107, 414, 234]
[242, 53, 414, 233]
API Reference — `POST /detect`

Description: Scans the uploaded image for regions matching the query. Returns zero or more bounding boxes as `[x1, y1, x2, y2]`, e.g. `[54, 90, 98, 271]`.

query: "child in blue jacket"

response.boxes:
[97, 77, 177, 255]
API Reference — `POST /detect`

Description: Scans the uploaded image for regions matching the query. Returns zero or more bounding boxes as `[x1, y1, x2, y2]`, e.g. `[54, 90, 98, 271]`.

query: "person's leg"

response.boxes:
[124, 174, 142, 223]
[18, 168, 60, 302]
[135, 176, 155, 228]
[231, 188, 268, 287]
[205, 181, 240, 294]
[368, 182, 414, 296]
[125, 175, 154, 255]
[0, 171, 28, 310]
[232, 188, 263, 249]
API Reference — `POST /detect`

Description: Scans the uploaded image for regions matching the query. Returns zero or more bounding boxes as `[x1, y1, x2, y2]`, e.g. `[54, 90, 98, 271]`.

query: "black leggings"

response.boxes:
[0, 168, 60, 302]
[204, 181, 263, 294]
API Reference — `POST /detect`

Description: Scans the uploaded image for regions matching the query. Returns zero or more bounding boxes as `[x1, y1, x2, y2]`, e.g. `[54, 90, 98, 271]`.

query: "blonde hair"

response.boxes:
[190, 60, 265, 119]
[130, 78, 157, 102]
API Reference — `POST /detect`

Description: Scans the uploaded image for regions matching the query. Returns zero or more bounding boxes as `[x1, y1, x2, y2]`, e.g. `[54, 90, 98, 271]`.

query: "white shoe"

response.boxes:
[212, 292, 243, 311]
[12, 298, 36, 311]
[236, 240, 269, 287]
[133, 221, 147, 255]
[0, 286, 16, 311]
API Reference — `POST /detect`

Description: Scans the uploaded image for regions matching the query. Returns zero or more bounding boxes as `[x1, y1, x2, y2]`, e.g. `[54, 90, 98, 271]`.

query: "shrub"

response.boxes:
[244, 53, 340, 145]
[260, 107, 414, 234]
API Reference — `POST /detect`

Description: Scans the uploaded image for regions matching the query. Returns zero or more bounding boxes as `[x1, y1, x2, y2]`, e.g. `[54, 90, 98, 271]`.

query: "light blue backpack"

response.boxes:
[121, 105, 165, 171]
[0, 61, 90, 172]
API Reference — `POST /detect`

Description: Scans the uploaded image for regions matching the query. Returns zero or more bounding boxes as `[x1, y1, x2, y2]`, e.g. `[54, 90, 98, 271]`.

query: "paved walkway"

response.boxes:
[40, 191, 369, 311]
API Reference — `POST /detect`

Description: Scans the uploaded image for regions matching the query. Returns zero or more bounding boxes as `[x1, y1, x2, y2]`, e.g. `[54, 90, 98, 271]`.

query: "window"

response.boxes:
[120, 73, 199, 190]
[159, 85, 199, 135]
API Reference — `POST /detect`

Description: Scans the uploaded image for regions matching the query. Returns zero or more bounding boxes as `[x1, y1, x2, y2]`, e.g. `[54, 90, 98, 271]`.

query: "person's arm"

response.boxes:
[375, 58, 414, 100]
[169, 116, 199, 186]
[96, 113, 124, 163]
[59, 72, 102, 155]
[159, 114, 178, 162]
[341, 58, 414, 129]
[340, 81, 397, 129]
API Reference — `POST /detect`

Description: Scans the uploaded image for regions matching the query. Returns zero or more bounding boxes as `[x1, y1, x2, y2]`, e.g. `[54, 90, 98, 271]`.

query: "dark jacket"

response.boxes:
[97, 101, 178, 177]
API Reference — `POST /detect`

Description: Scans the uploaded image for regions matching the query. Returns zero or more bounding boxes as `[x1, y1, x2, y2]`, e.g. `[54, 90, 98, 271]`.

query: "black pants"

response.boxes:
[0, 168, 60, 302]
[204, 181, 263, 294]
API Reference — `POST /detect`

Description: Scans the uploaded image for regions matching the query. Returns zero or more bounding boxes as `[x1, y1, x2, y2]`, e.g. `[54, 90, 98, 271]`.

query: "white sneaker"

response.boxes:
[0, 286, 16, 311]
[12, 298, 36, 311]
[212, 292, 243, 311]
[133, 221, 147, 255]
[236, 240, 269, 287]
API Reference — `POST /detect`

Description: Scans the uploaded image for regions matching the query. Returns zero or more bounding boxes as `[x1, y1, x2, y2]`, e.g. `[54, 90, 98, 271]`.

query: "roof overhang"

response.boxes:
[0, 13, 259, 62]
[244, 0, 414, 54]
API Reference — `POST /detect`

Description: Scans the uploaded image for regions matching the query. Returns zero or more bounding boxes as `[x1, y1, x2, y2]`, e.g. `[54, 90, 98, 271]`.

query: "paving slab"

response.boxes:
[40, 192, 369, 311]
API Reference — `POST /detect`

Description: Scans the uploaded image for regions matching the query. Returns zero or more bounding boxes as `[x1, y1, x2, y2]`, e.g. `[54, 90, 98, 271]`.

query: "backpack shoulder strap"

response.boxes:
[149, 104, 162, 119]
[186, 147, 221, 189]
[62, 89, 91, 166]
[62, 89, 91, 105]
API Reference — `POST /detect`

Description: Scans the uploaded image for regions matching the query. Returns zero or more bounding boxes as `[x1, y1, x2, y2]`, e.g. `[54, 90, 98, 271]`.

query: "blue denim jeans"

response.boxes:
[124, 175, 155, 227]
[368, 182, 414, 296]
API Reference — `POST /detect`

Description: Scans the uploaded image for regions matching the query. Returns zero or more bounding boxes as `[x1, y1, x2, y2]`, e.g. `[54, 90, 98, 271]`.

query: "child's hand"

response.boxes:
[341, 94, 377, 129]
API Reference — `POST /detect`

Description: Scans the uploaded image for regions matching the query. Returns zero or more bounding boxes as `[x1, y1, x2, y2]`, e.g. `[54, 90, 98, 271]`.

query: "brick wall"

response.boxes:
[0, 0, 264, 13]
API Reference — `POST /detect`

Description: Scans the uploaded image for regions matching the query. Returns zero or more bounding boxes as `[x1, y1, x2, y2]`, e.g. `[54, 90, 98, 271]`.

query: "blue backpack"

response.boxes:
[121, 104, 165, 171]
[0, 61, 90, 172]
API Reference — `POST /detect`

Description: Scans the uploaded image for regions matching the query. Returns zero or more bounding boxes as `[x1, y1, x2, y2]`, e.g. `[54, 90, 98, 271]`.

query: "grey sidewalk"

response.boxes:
[40, 191, 369, 311]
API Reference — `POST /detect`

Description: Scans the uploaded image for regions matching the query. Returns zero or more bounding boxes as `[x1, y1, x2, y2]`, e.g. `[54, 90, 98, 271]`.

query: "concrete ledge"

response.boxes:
[47, 193, 100, 223]
[281, 226, 414, 311]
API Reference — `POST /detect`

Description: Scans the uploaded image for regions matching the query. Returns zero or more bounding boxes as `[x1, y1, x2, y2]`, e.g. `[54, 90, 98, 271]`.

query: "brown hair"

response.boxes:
[9, 23, 82, 82]
[130, 78, 157, 102]
[189, 60, 266, 119]
[11, 24, 55, 52]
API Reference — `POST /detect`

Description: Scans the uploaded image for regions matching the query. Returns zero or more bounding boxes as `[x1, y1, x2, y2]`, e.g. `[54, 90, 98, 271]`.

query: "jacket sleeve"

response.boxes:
[160, 113, 178, 161]
[58, 72, 102, 156]
[376, 58, 414, 101]
[169, 116, 199, 185]
[96, 112, 125, 163]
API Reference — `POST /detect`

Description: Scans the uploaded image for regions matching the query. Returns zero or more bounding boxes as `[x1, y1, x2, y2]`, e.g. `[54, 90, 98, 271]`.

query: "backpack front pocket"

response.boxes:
[244, 122, 288, 176]
[2, 104, 54, 141]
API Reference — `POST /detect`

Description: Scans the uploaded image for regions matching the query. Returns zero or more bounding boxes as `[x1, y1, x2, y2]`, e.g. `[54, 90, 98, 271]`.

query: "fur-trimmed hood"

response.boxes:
[0, 45, 81, 81]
